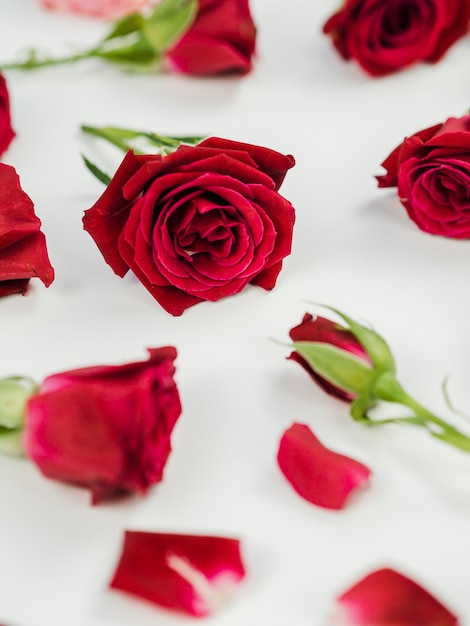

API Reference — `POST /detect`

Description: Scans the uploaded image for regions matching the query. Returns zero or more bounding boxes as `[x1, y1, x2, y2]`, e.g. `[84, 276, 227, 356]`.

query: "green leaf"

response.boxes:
[81, 155, 112, 185]
[104, 13, 145, 41]
[144, 0, 198, 53]
[0, 377, 37, 430]
[293, 341, 375, 395]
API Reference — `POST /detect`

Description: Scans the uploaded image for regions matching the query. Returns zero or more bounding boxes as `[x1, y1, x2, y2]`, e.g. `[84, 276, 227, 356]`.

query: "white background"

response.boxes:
[1, 1, 470, 624]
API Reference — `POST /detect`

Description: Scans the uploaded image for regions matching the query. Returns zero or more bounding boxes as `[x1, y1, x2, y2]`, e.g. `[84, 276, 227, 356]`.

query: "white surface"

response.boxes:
[1, 1, 470, 624]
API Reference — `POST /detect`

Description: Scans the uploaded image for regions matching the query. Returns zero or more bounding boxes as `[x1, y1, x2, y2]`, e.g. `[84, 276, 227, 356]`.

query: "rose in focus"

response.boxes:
[377, 114, 470, 238]
[165, 0, 256, 75]
[39, 0, 149, 18]
[0, 73, 15, 157]
[24, 347, 181, 504]
[288, 313, 372, 401]
[83, 138, 295, 316]
[323, 0, 470, 77]
[0, 163, 54, 297]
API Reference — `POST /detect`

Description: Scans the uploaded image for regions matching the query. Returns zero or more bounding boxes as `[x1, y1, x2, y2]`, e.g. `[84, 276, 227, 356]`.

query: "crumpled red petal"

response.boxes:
[277, 423, 371, 510]
[336, 567, 459, 626]
[110, 531, 245, 616]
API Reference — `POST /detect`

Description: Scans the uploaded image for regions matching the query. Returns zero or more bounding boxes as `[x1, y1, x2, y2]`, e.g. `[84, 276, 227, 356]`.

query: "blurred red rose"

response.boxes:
[39, 0, 149, 18]
[0, 73, 15, 157]
[378, 114, 470, 238]
[83, 137, 295, 316]
[24, 347, 182, 504]
[165, 0, 256, 75]
[323, 0, 470, 77]
[0, 164, 54, 297]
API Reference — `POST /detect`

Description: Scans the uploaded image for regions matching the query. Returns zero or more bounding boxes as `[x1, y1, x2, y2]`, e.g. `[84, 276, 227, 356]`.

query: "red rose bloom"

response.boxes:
[24, 347, 182, 504]
[0, 73, 15, 157]
[165, 0, 256, 75]
[0, 163, 54, 296]
[83, 138, 295, 316]
[377, 114, 470, 238]
[323, 0, 470, 77]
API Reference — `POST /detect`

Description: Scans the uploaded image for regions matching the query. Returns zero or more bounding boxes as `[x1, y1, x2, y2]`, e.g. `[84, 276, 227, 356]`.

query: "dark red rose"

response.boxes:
[323, 0, 470, 77]
[0, 163, 54, 296]
[83, 137, 295, 316]
[24, 347, 182, 504]
[0, 73, 14, 157]
[377, 114, 470, 238]
[165, 0, 256, 75]
[288, 313, 370, 402]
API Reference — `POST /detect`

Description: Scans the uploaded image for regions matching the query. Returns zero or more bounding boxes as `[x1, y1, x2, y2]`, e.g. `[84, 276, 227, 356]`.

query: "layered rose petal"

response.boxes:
[0, 74, 14, 157]
[25, 347, 181, 504]
[336, 567, 459, 625]
[0, 164, 54, 296]
[39, 0, 149, 18]
[323, 0, 470, 77]
[165, 0, 256, 75]
[84, 139, 295, 315]
[288, 313, 370, 401]
[110, 531, 245, 616]
[277, 423, 371, 510]
[377, 114, 470, 238]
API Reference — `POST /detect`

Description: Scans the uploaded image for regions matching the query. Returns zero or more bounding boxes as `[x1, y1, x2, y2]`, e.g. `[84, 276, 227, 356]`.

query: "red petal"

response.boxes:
[336, 567, 459, 626]
[277, 423, 371, 510]
[110, 531, 245, 616]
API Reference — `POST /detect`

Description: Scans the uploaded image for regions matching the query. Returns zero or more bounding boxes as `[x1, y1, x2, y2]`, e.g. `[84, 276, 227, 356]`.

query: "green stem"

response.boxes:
[0, 49, 100, 71]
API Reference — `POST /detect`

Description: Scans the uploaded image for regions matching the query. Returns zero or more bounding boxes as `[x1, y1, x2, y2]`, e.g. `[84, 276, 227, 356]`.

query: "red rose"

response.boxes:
[288, 313, 370, 402]
[165, 0, 256, 75]
[377, 114, 470, 238]
[0, 163, 54, 296]
[83, 138, 295, 316]
[0, 73, 15, 157]
[323, 0, 470, 77]
[24, 347, 182, 504]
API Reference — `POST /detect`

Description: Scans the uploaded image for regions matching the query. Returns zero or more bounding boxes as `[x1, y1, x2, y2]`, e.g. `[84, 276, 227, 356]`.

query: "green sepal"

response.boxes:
[0, 377, 37, 457]
[145, 0, 198, 53]
[320, 305, 396, 374]
[292, 341, 375, 395]
[103, 13, 146, 42]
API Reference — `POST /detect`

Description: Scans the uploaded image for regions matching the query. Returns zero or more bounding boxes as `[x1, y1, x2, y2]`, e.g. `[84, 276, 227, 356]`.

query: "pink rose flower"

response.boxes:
[83, 138, 295, 316]
[378, 114, 470, 238]
[165, 0, 256, 75]
[39, 0, 149, 19]
[336, 567, 459, 625]
[277, 423, 371, 510]
[110, 531, 246, 616]
[323, 0, 470, 77]
[24, 347, 182, 504]
[0, 73, 15, 157]
[0, 164, 54, 297]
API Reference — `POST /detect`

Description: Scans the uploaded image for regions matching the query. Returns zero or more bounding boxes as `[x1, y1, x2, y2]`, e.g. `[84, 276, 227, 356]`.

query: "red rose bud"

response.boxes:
[110, 531, 246, 616]
[287, 306, 470, 456]
[0, 164, 54, 296]
[1, 0, 256, 76]
[277, 423, 371, 510]
[377, 114, 470, 239]
[323, 0, 470, 77]
[17, 347, 182, 505]
[336, 567, 459, 626]
[83, 137, 295, 315]
[288, 309, 395, 402]
[0, 73, 14, 157]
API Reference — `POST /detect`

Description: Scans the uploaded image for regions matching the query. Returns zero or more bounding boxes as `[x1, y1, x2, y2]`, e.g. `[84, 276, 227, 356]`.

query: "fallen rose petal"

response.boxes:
[277, 423, 371, 510]
[39, 0, 149, 19]
[0, 164, 54, 295]
[336, 567, 459, 625]
[110, 531, 245, 616]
